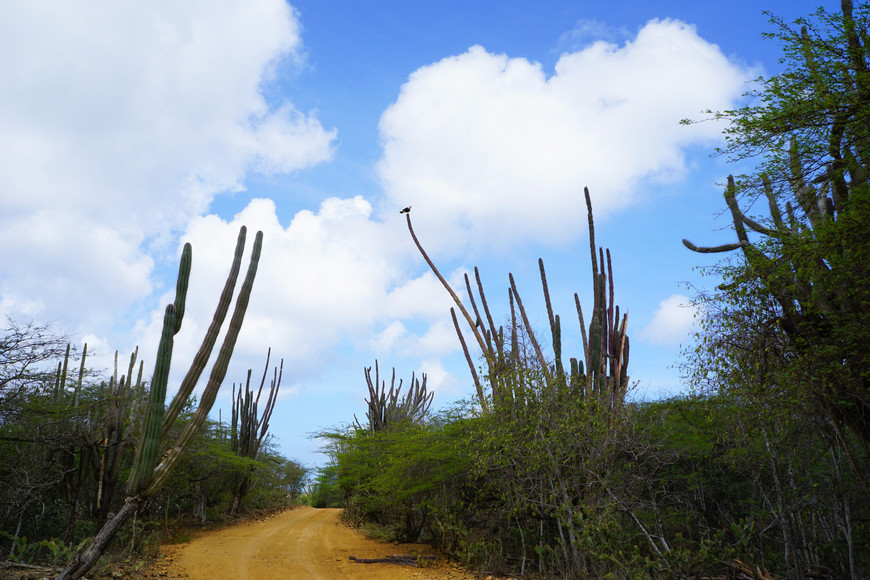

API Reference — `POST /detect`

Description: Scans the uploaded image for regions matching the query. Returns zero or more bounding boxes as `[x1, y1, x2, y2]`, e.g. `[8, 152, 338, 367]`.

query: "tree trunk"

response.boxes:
[55, 495, 145, 580]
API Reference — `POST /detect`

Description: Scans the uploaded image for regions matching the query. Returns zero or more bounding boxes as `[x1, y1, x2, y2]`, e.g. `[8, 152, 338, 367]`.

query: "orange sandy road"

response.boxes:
[175, 506, 475, 580]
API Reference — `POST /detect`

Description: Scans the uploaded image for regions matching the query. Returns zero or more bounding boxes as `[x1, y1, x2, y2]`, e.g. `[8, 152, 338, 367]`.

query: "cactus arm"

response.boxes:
[682, 239, 747, 253]
[172, 243, 192, 333]
[574, 293, 588, 372]
[463, 273, 484, 331]
[254, 347, 271, 409]
[73, 343, 87, 407]
[509, 273, 552, 384]
[762, 174, 786, 229]
[450, 307, 487, 413]
[163, 230, 246, 435]
[59, 344, 71, 399]
[257, 359, 281, 447]
[538, 259, 566, 383]
[127, 304, 176, 494]
[54, 361, 63, 401]
[144, 230, 262, 496]
[585, 188, 598, 290]
[465, 273, 497, 361]
[474, 267, 500, 349]
[553, 314, 564, 381]
[404, 213, 491, 370]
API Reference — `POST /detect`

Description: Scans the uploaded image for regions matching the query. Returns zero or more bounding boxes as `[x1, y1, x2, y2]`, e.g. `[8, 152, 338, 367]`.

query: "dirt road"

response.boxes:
[166, 507, 477, 580]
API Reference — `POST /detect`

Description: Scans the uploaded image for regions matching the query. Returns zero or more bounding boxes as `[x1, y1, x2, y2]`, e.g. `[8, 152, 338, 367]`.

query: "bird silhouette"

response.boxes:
[400, 206, 411, 214]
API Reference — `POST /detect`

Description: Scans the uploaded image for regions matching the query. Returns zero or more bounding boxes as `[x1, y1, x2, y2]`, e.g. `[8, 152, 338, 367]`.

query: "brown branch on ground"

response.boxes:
[349, 555, 437, 566]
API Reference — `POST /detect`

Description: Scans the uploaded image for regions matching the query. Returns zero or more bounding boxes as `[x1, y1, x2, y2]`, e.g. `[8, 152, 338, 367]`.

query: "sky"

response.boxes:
[0, 0, 829, 467]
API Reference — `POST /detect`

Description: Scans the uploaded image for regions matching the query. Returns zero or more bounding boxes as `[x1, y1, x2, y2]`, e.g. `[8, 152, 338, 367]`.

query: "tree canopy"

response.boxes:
[684, 0, 870, 451]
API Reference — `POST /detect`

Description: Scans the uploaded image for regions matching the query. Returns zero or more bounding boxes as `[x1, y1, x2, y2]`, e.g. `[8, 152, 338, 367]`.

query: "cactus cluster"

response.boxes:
[354, 360, 433, 432]
[51, 342, 149, 537]
[405, 187, 629, 411]
[95, 348, 144, 522]
[229, 348, 282, 514]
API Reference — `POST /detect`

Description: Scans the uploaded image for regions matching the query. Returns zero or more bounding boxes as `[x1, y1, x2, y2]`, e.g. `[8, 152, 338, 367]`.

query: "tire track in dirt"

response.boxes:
[175, 506, 475, 580]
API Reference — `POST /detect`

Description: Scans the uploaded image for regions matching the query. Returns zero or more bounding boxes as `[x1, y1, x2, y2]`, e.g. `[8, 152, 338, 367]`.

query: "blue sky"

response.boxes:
[0, 0, 827, 467]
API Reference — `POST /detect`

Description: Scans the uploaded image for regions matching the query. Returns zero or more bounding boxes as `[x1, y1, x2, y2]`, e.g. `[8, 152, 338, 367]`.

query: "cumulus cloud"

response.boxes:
[377, 19, 756, 253]
[0, 1, 335, 330]
[557, 19, 631, 50]
[418, 358, 463, 398]
[638, 294, 698, 346]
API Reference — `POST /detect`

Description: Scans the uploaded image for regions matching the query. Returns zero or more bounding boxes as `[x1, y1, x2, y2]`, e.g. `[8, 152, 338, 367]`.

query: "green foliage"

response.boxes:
[0, 531, 88, 567]
[681, 5, 870, 576]
[308, 463, 343, 508]
[684, 1, 870, 444]
[0, 343, 303, 566]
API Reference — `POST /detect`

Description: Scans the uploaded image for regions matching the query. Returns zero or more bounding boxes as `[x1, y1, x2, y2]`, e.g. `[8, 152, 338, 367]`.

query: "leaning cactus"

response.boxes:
[57, 225, 263, 580]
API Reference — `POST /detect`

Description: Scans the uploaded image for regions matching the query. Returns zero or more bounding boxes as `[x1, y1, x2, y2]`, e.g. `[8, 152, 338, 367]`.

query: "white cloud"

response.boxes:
[135, 197, 467, 394]
[638, 294, 698, 346]
[0, 1, 335, 331]
[557, 19, 631, 51]
[377, 19, 756, 254]
[369, 321, 408, 354]
[384, 271, 459, 320]
[418, 358, 462, 399]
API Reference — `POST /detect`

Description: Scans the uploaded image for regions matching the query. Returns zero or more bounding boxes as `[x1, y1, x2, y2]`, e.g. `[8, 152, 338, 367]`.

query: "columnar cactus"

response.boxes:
[127, 242, 190, 494]
[405, 187, 629, 411]
[58, 225, 263, 580]
[95, 348, 144, 523]
[574, 188, 629, 406]
[54, 343, 93, 542]
[353, 360, 434, 432]
[230, 348, 282, 514]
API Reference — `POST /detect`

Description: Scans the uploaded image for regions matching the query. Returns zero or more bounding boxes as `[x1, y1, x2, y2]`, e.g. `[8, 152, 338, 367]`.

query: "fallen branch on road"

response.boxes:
[349, 555, 437, 566]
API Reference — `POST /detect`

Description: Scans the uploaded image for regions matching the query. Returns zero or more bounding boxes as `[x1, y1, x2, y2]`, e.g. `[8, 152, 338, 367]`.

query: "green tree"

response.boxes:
[683, 3, 870, 577]
[683, 0, 870, 464]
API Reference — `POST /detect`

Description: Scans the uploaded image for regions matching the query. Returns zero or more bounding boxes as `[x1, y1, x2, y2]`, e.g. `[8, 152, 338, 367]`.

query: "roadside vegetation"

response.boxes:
[0, 229, 308, 579]
[313, 3, 870, 578]
[0, 319, 307, 577]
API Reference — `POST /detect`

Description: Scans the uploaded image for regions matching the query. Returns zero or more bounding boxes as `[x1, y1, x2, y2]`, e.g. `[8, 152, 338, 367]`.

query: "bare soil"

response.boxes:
[144, 506, 478, 580]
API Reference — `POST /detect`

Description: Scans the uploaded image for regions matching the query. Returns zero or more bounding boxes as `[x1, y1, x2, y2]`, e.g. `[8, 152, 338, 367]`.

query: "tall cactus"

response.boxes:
[57, 225, 263, 580]
[95, 348, 144, 524]
[573, 187, 629, 407]
[405, 188, 629, 411]
[126, 242, 190, 494]
[53, 343, 94, 543]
